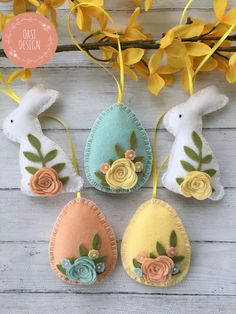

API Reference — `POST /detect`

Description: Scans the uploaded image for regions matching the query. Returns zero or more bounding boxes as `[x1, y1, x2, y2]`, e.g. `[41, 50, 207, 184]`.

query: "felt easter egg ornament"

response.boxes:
[162, 86, 229, 201]
[68, 4, 152, 194]
[121, 117, 191, 287]
[2, 85, 83, 197]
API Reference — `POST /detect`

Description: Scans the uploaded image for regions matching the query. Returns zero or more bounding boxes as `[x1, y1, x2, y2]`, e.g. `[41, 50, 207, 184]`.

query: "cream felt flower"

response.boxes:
[105, 158, 138, 189]
[180, 171, 212, 200]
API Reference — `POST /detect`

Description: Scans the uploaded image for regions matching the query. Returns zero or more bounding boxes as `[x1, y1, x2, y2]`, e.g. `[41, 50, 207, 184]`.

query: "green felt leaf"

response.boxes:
[149, 253, 157, 259]
[192, 131, 202, 150]
[69, 257, 77, 264]
[133, 258, 141, 268]
[92, 233, 101, 250]
[94, 256, 106, 265]
[169, 230, 177, 247]
[204, 169, 216, 177]
[134, 156, 144, 162]
[44, 150, 57, 163]
[57, 264, 66, 276]
[176, 177, 184, 185]
[95, 171, 105, 180]
[202, 155, 213, 163]
[156, 242, 166, 256]
[28, 134, 41, 150]
[130, 131, 137, 150]
[52, 163, 66, 172]
[79, 245, 88, 256]
[115, 144, 125, 158]
[180, 160, 196, 172]
[60, 176, 69, 185]
[23, 152, 41, 163]
[109, 159, 114, 165]
[25, 167, 39, 175]
[184, 146, 200, 162]
[172, 256, 185, 263]
[101, 180, 109, 187]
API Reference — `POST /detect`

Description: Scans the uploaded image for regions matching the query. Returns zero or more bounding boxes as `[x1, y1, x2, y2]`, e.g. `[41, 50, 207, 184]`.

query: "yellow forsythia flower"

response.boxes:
[13, 0, 40, 15]
[37, 0, 65, 27]
[0, 12, 14, 32]
[180, 171, 212, 200]
[7, 69, 32, 83]
[213, 0, 236, 26]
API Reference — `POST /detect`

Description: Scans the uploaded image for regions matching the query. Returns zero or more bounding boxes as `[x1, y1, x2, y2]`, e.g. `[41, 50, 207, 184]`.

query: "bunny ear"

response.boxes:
[188, 86, 229, 116]
[20, 85, 59, 116]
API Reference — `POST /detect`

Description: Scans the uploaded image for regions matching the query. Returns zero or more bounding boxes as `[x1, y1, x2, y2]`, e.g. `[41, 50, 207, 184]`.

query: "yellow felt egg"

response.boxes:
[121, 198, 191, 287]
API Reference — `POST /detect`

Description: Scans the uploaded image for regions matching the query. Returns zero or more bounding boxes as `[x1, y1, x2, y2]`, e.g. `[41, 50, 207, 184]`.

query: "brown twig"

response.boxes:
[1, 35, 236, 58]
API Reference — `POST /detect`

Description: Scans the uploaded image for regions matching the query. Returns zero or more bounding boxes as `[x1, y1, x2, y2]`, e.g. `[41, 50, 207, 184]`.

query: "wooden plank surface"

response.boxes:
[0, 1, 236, 313]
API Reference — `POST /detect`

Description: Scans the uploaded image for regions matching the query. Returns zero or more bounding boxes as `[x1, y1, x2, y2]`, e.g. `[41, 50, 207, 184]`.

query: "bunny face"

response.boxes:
[163, 102, 201, 136]
[3, 106, 40, 143]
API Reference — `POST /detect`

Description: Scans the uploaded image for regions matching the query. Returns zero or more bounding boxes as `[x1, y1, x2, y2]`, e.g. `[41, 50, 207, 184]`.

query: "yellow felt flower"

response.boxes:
[105, 158, 138, 190]
[37, 0, 65, 27]
[13, 0, 40, 15]
[88, 249, 99, 260]
[147, 49, 177, 95]
[7, 69, 32, 83]
[213, 0, 236, 26]
[0, 12, 14, 32]
[180, 171, 212, 200]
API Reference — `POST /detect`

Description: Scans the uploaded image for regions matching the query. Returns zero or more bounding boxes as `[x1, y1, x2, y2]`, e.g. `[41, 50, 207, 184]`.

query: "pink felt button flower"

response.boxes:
[125, 149, 136, 160]
[166, 247, 177, 258]
[100, 163, 111, 174]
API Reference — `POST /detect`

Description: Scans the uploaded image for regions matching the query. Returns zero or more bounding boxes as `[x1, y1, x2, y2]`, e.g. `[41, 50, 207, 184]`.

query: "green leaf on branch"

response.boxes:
[92, 233, 101, 250]
[52, 163, 66, 172]
[184, 146, 200, 161]
[192, 131, 202, 150]
[204, 169, 216, 177]
[130, 131, 137, 150]
[180, 160, 195, 172]
[169, 230, 177, 247]
[156, 241, 166, 256]
[202, 155, 213, 163]
[23, 152, 41, 163]
[44, 149, 57, 162]
[25, 167, 39, 175]
[28, 134, 41, 150]
[115, 144, 125, 158]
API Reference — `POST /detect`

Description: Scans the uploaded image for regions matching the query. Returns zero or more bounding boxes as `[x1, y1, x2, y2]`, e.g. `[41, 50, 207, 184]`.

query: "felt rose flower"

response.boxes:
[29, 167, 63, 196]
[105, 158, 138, 189]
[62, 257, 97, 285]
[125, 149, 136, 160]
[180, 171, 212, 200]
[166, 247, 177, 258]
[88, 249, 99, 260]
[100, 163, 110, 174]
[141, 256, 174, 284]
[135, 161, 143, 173]
[136, 252, 147, 263]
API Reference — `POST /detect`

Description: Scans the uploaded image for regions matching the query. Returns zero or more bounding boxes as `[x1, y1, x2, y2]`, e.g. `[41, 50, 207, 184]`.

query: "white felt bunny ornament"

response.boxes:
[162, 86, 228, 201]
[3, 85, 83, 196]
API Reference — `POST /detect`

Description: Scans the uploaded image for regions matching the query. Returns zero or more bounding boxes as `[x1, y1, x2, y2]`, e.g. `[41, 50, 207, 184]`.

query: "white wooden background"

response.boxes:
[0, 1, 236, 313]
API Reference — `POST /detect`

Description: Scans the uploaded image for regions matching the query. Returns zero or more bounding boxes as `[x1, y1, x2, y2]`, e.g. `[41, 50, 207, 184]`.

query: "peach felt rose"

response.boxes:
[125, 149, 136, 160]
[141, 256, 174, 284]
[105, 158, 138, 189]
[100, 163, 110, 174]
[29, 167, 63, 196]
[180, 171, 212, 200]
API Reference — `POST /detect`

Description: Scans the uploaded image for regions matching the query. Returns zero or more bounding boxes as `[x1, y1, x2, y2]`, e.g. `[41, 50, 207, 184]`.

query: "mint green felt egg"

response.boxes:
[84, 104, 152, 193]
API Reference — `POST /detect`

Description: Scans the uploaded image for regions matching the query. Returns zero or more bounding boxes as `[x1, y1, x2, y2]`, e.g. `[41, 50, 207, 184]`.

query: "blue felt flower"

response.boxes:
[134, 267, 143, 278]
[95, 262, 105, 274]
[62, 257, 97, 285]
[172, 264, 180, 275]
